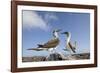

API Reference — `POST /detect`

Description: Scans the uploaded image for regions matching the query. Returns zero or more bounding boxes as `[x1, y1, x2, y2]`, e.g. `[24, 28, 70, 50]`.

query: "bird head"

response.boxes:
[53, 29, 61, 38]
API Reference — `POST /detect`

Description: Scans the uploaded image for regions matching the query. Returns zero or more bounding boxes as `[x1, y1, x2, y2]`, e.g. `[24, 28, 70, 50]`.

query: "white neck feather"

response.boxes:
[67, 33, 71, 44]
[53, 31, 59, 38]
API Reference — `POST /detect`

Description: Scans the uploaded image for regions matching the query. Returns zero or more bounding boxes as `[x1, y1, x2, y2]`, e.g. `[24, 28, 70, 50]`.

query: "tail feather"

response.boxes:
[37, 44, 43, 48]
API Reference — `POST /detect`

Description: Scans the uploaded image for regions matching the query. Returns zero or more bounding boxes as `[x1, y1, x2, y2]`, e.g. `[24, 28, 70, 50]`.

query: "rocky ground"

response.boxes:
[22, 53, 90, 62]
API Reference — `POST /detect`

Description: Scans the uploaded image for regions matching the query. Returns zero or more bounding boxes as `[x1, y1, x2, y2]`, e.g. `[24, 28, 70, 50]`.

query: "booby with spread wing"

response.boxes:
[62, 32, 77, 53]
[27, 29, 61, 53]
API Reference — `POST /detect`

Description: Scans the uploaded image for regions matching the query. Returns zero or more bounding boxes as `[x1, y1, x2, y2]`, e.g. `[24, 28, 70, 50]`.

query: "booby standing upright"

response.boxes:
[27, 29, 61, 53]
[62, 32, 76, 53]
[37, 29, 61, 52]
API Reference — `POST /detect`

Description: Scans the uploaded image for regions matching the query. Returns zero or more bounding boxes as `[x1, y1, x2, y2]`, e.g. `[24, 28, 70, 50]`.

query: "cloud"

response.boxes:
[22, 11, 58, 31]
[44, 13, 58, 24]
[22, 11, 48, 31]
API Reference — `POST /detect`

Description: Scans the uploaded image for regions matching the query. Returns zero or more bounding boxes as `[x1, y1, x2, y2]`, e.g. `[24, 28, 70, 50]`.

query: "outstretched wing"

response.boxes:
[27, 48, 43, 51]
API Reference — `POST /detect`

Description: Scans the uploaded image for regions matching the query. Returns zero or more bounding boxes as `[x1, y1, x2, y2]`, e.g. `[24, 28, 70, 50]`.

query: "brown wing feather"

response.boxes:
[27, 48, 43, 51]
[43, 38, 59, 48]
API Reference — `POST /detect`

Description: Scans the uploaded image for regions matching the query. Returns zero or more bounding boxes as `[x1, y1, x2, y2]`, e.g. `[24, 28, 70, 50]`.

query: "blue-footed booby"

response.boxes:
[62, 32, 76, 53]
[27, 29, 61, 53]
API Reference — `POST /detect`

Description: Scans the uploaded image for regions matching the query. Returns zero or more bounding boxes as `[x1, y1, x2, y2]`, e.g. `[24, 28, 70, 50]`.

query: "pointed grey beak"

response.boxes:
[56, 29, 62, 32]
[61, 32, 65, 34]
[61, 32, 69, 34]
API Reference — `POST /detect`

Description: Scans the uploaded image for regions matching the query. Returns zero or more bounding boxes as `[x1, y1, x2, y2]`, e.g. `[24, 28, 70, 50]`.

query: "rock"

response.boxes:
[46, 53, 64, 61]
[22, 56, 46, 62]
[22, 53, 90, 62]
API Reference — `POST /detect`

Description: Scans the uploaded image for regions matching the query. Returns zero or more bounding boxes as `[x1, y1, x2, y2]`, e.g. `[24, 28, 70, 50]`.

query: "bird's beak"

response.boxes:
[61, 32, 66, 34]
[56, 29, 62, 32]
[61, 32, 69, 35]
